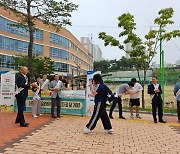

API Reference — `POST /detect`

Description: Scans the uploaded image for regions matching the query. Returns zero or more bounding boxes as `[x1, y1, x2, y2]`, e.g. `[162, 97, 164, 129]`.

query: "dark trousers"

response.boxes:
[86, 102, 112, 130]
[15, 95, 26, 124]
[109, 97, 122, 117]
[152, 97, 163, 121]
[177, 101, 180, 121]
[51, 95, 61, 117]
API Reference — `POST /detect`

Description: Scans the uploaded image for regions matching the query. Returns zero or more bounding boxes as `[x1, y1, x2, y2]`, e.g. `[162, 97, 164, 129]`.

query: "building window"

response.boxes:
[54, 62, 69, 73]
[0, 54, 15, 69]
[49, 47, 69, 60]
[0, 16, 43, 40]
[0, 35, 43, 55]
[50, 33, 69, 48]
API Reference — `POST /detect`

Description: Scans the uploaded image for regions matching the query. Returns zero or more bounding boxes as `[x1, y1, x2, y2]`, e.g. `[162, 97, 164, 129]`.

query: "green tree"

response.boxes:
[99, 8, 180, 108]
[0, 0, 78, 79]
[118, 56, 134, 70]
[94, 57, 136, 73]
[94, 60, 110, 73]
[13, 54, 55, 76]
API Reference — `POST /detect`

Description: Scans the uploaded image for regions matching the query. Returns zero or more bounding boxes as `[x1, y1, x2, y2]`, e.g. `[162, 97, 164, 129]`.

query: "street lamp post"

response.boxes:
[71, 67, 74, 90]
[75, 63, 81, 90]
[78, 65, 81, 89]
[159, 26, 165, 106]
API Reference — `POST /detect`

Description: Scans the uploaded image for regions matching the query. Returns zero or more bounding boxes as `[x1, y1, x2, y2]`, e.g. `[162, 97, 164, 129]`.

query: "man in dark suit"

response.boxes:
[148, 76, 166, 123]
[15, 66, 30, 127]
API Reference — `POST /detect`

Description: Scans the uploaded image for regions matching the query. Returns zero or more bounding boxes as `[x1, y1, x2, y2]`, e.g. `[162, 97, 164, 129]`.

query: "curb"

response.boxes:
[106, 108, 177, 116]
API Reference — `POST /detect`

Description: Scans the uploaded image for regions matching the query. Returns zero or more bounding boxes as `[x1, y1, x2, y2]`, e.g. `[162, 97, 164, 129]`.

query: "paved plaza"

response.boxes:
[0, 112, 180, 154]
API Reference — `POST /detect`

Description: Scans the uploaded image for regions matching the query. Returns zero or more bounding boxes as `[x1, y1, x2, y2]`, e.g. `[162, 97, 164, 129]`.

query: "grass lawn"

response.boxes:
[106, 105, 177, 114]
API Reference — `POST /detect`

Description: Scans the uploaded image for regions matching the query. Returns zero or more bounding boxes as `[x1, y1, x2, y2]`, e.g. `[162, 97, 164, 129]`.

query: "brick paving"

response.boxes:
[0, 112, 52, 148]
[0, 112, 179, 154]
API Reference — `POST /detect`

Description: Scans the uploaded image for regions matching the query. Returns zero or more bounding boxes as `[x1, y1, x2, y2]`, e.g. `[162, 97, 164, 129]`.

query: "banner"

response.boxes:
[25, 99, 83, 110]
[86, 71, 101, 115]
[0, 71, 15, 106]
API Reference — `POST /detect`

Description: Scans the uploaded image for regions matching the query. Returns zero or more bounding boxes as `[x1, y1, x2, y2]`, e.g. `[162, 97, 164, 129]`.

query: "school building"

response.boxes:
[0, 7, 93, 77]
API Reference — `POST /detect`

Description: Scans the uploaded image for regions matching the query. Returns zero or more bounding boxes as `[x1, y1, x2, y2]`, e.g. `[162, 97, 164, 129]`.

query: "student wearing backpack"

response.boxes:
[105, 86, 114, 105]
[83, 74, 113, 134]
[109, 82, 134, 119]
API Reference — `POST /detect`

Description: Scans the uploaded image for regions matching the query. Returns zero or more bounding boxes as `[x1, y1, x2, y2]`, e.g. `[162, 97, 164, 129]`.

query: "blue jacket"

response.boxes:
[174, 82, 180, 101]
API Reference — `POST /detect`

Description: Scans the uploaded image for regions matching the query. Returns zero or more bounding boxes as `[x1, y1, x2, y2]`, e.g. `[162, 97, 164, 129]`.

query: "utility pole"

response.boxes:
[71, 67, 74, 90]
[159, 26, 165, 106]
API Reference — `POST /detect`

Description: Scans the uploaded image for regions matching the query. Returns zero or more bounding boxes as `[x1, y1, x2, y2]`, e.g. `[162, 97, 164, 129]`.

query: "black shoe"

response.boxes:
[119, 116, 126, 119]
[57, 115, 61, 118]
[52, 115, 56, 118]
[109, 115, 113, 119]
[15, 121, 20, 124]
[159, 120, 166, 123]
[20, 123, 28, 127]
[154, 120, 157, 123]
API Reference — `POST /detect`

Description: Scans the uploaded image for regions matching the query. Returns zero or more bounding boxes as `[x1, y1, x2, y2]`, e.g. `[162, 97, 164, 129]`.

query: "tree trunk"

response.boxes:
[141, 70, 147, 108]
[27, 0, 34, 81]
[137, 69, 141, 82]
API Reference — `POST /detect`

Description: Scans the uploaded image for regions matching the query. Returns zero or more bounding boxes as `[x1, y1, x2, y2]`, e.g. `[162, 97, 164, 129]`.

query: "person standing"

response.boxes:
[109, 82, 134, 119]
[129, 78, 143, 119]
[40, 73, 50, 91]
[84, 74, 113, 134]
[15, 66, 30, 127]
[31, 76, 41, 118]
[148, 76, 166, 123]
[49, 74, 63, 118]
[174, 76, 180, 123]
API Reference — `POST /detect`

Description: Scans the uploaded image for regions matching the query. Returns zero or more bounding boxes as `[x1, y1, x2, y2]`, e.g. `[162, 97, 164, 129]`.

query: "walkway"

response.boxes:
[0, 112, 179, 154]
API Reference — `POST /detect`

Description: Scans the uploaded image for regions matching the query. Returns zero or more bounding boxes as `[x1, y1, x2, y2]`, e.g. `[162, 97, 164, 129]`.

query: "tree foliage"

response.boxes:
[13, 54, 55, 77]
[94, 56, 135, 73]
[99, 8, 180, 108]
[0, 0, 78, 79]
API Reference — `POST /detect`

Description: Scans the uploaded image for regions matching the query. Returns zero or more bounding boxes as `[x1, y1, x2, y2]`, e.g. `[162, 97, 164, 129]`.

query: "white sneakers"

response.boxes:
[105, 129, 114, 134]
[83, 127, 114, 134]
[32, 115, 38, 118]
[83, 127, 92, 134]
[106, 101, 111, 105]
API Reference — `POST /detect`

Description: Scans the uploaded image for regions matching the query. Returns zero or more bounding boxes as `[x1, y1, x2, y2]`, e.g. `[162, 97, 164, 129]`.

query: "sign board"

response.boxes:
[26, 99, 83, 110]
[86, 71, 101, 115]
[0, 71, 15, 106]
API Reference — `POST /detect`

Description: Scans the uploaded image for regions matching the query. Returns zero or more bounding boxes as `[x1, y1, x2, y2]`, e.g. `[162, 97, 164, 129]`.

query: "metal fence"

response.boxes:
[103, 37, 180, 109]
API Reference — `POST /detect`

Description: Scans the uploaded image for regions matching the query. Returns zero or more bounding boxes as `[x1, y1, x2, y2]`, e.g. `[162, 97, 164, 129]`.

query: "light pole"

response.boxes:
[76, 45, 81, 89]
[71, 66, 74, 90]
[159, 26, 165, 106]
[74, 61, 80, 90]
[78, 65, 81, 89]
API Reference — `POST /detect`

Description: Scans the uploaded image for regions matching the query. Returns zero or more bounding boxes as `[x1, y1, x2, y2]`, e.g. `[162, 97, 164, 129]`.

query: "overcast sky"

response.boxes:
[66, 0, 180, 64]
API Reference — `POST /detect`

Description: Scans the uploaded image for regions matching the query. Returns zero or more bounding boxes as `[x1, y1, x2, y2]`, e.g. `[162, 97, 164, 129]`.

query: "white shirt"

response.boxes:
[153, 83, 159, 90]
[130, 82, 143, 99]
[21, 73, 28, 85]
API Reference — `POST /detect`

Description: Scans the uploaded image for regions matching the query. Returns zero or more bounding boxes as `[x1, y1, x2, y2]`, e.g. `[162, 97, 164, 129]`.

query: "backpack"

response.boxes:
[104, 85, 114, 105]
